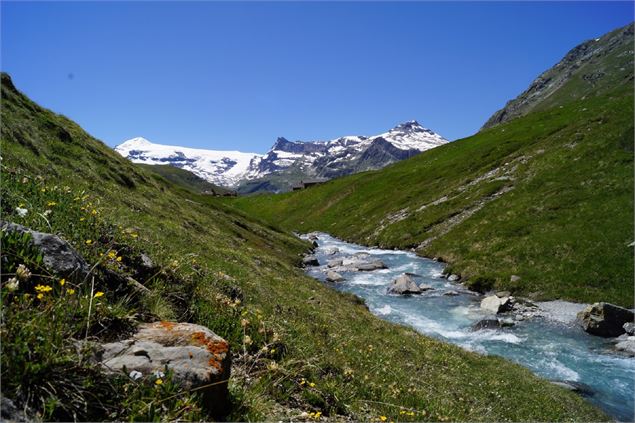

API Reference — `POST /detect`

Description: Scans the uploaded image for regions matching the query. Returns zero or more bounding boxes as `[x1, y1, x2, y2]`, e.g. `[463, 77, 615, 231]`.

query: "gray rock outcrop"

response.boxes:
[1, 221, 90, 279]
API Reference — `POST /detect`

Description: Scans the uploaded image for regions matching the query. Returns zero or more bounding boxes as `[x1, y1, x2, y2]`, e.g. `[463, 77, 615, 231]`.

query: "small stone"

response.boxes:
[448, 274, 460, 282]
[326, 271, 344, 283]
[510, 275, 521, 282]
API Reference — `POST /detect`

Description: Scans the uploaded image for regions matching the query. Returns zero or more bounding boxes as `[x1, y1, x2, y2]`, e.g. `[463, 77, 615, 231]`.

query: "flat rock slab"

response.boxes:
[100, 322, 230, 414]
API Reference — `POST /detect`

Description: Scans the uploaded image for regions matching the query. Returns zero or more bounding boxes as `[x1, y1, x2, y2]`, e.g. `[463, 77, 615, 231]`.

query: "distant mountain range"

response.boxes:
[115, 121, 447, 192]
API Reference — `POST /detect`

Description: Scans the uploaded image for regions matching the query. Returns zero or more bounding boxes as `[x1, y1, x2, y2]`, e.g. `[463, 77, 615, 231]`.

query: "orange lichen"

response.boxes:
[160, 321, 176, 331]
[191, 331, 229, 371]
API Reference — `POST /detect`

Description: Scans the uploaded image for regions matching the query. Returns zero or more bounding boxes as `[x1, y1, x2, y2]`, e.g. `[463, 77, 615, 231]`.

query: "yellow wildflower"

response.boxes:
[67, 289, 76, 295]
[37, 293, 44, 300]
[309, 382, 316, 388]
[155, 378, 163, 385]
[379, 416, 387, 422]
[34, 284, 53, 293]
[59, 278, 66, 286]
[47, 201, 57, 206]
[94, 291, 104, 298]
[116, 256, 122, 262]
[91, 209, 97, 215]
[85, 239, 93, 245]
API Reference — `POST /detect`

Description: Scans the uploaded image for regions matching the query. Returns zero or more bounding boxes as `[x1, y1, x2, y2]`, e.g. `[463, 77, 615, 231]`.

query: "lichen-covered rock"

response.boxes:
[1, 221, 89, 279]
[100, 322, 230, 414]
[577, 302, 634, 337]
[388, 274, 421, 295]
[447, 274, 460, 282]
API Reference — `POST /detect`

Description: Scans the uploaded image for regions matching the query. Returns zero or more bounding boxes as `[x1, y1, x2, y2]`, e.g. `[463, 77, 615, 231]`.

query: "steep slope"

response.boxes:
[138, 164, 232, 195]
[1, 72, 607, 421]
[483, 22, 634, 129]
[233, 26, 634, 307]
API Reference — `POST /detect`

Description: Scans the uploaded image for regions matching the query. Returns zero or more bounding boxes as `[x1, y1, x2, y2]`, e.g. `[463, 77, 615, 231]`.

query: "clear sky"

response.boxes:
[2, 2, 632, 152]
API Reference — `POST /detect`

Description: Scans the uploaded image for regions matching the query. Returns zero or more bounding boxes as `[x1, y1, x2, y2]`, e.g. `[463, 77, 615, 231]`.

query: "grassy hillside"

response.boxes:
[234, 78, 634, 307]
[0, 73, 610, 421]
[138, 163, 232, 195]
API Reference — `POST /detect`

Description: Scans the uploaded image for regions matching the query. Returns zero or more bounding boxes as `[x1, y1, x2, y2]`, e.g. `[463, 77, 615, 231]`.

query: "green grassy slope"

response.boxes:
[137, 163, 232, 195]
[233, 68, 634, 307]
[0, 73, 610, 421]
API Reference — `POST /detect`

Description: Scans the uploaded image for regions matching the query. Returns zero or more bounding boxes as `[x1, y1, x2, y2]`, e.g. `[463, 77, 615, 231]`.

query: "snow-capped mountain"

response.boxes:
[241, 121, 447, 191]
[115, 121, 447, 191]
[115, 137, 262, 187]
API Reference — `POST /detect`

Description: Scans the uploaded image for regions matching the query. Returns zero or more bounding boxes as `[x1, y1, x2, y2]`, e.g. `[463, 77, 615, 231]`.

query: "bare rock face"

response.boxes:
[576, 302, 634, 337]
[1, 221, 90, 280]
[100, 322, 230, 414]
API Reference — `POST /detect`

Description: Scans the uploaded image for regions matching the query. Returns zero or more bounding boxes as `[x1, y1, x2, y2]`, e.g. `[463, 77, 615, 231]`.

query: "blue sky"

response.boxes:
[2, 2, 632, 152]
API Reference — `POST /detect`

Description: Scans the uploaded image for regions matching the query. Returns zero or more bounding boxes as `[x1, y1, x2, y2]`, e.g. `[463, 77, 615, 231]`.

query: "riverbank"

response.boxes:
[302, 233, 635, 421]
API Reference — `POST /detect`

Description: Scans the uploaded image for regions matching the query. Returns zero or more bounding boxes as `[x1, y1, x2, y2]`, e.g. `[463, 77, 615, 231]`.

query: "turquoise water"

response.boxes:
[305, 233, 635, 422]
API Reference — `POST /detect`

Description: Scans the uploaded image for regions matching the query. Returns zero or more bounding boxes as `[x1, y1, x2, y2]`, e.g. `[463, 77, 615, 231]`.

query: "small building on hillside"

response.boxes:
[292, 178, 329, 191]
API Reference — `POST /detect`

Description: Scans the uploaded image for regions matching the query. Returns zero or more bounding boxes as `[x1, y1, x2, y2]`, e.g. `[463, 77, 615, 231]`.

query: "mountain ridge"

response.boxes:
[115, 120, 447, 192]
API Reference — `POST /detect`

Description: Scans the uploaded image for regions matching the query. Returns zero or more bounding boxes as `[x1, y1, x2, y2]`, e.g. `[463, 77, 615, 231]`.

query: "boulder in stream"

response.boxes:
[302, 255, 320, 267]
[447, 274, 460, 282]
[388, 274, 422, 295]
[576, 302, 634, 337]
[480, 295, 513, 314]
[326, 271, 345, 283]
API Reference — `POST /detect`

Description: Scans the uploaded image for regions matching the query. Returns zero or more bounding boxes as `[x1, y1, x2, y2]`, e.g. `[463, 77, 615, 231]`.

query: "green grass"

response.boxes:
[233, 88, 634, 307]
[138, 163, 232, 195]
[0, 72, 611, 421]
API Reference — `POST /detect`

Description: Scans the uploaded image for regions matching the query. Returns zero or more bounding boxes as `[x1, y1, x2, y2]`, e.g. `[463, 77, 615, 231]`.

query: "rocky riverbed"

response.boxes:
[301, 233, 635, 422]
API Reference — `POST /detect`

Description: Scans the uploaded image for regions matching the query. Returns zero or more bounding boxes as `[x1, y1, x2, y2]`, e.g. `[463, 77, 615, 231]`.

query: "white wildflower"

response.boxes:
[152, 370, 165, 379]
[5, 277, 19, 292]
[16, 264, 31, 281]
[15, 207, 28, 217]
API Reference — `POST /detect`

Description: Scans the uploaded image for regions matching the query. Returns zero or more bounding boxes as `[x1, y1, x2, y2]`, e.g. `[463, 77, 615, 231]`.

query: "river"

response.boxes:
[303, 233, 635, 422]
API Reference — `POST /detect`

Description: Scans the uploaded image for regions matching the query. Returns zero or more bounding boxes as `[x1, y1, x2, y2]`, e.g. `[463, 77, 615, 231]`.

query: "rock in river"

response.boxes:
[447, 274, 460, 282]
[576, 302, 634, 337]
[480, 295, 513, 314]
[326, 271, 345, 282]
[388, 274, 422, 295]
[99, 322, 230, 414]
[302, 255, 320, 266]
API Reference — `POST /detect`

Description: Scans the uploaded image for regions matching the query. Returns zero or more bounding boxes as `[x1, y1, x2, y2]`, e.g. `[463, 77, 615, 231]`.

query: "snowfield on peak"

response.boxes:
[115, 137, 262, 187]
[115, 121, 447, 191]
